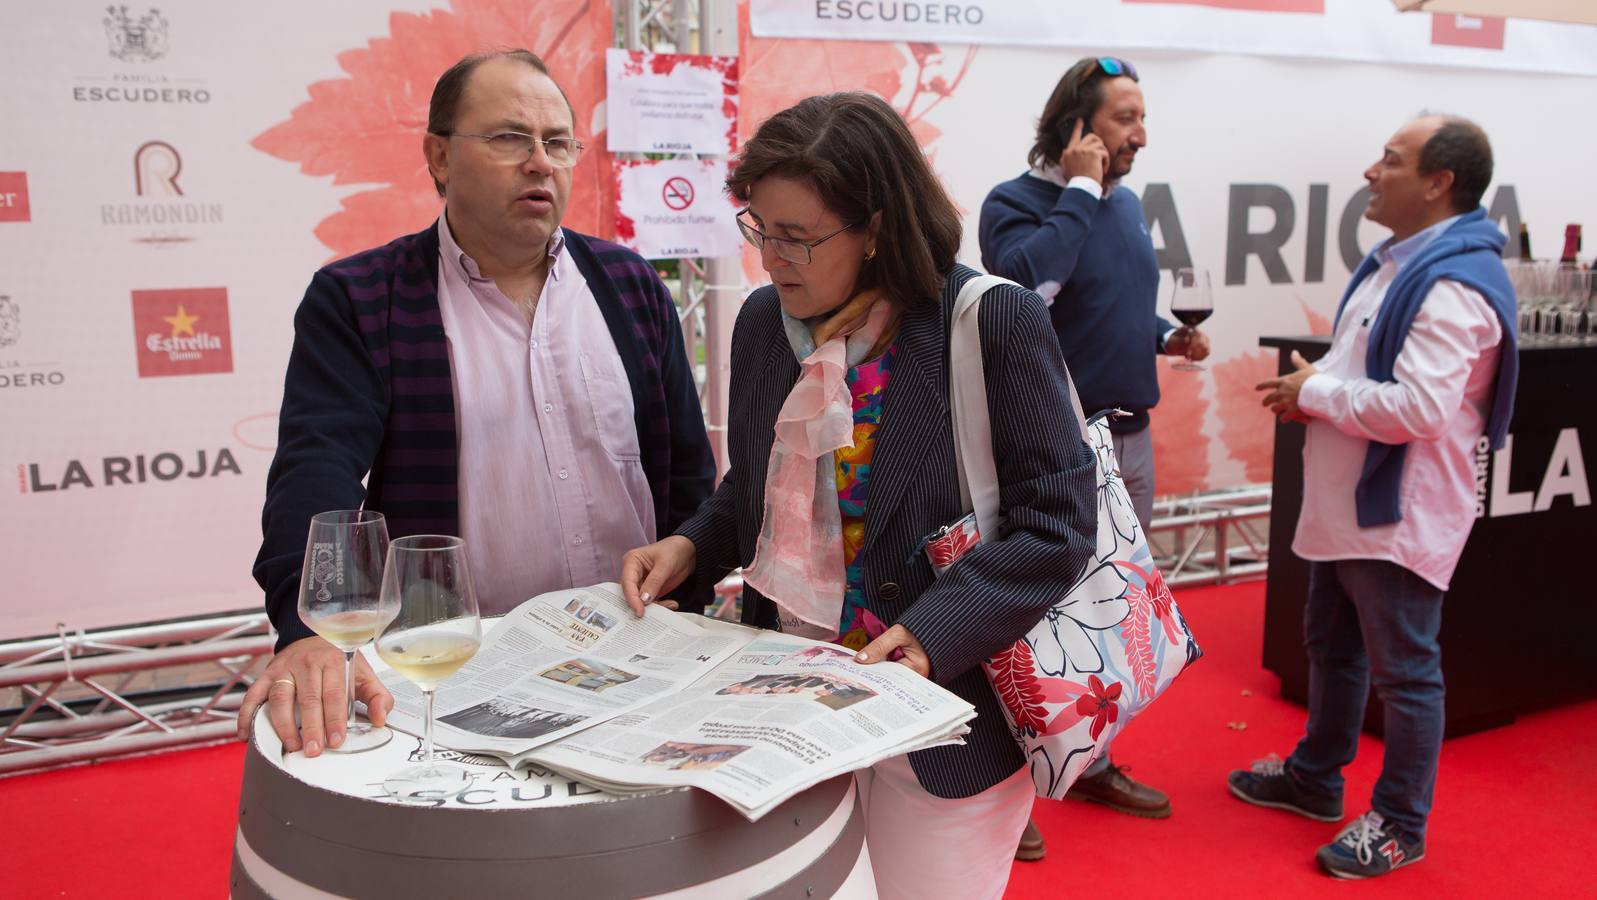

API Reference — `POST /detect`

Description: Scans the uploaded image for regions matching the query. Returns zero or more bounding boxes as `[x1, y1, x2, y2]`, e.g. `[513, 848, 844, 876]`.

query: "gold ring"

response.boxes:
[270, 678, 296, 689]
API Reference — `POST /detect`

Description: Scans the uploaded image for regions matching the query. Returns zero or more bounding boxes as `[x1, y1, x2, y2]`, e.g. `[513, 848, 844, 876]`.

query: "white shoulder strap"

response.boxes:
[949, 273, 1088, 542]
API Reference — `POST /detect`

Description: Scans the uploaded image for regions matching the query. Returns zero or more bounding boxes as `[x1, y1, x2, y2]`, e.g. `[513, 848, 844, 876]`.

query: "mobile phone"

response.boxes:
[1058, 113, 1093, 145]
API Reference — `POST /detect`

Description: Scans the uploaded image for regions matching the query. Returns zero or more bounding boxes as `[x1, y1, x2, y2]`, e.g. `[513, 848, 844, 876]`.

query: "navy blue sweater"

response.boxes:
[978, 173, 1171, 433]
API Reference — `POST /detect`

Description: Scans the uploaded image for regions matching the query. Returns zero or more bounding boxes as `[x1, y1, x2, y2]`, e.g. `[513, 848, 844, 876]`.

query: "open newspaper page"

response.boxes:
[381, 583, 748, 763]
[521, 631, 977, 820]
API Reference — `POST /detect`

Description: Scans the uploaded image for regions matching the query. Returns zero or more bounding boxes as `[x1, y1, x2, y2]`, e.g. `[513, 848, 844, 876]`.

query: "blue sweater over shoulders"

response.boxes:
[978, 173, 1170, 433]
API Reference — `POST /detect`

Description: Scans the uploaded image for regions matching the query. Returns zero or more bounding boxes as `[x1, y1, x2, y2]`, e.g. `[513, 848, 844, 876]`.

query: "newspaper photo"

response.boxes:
[521, 632, 976, 819]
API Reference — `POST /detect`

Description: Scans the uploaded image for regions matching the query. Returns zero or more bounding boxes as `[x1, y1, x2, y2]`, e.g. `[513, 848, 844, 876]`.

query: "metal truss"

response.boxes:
[1145, 486, 1272, 588]
[0, 614, 274, 776]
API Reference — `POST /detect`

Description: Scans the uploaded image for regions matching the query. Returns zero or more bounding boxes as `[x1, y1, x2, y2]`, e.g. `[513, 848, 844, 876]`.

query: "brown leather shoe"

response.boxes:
[1065, 762, 1172, 818]
[1015, 817, 1046, 861]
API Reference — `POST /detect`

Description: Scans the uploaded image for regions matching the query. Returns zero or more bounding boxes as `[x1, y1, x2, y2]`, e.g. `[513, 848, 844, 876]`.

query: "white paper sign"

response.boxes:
[613, 159, 742, 260]
[605, 48, 739, 155]
[749, 0, 1597, 77]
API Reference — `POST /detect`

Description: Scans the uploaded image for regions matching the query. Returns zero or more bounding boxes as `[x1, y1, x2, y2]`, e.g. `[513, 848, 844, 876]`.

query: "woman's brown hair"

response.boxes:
[726, 92, 962, 310]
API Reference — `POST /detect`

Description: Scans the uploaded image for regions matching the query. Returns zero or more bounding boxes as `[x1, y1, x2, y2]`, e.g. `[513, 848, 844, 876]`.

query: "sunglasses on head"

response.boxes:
[1088, 56, 1138, 81]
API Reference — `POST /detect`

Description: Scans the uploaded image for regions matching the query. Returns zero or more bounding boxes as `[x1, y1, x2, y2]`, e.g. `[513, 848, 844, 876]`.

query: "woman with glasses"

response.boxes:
[620, 92, 1097, 899]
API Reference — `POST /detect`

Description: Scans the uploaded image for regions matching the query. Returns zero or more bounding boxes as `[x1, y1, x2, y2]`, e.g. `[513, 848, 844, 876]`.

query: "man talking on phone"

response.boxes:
[979, 56, 1204, 858]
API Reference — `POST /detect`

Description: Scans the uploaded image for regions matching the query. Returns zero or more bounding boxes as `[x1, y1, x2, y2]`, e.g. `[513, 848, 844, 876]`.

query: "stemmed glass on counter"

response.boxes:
[375, 535, 483, 800]
[1169, 267, 1213, 372]
[297, 510, 392, 753]
[1507, 260, 1592, 344]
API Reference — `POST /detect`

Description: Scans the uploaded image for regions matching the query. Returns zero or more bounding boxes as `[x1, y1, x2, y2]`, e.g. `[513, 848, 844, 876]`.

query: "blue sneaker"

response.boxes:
[1316, 810, 1426, 879]
[1227, 754, 1343, 822]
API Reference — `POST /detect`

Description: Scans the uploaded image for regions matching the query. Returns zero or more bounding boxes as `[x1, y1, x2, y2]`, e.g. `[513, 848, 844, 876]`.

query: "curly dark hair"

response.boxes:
[726, 92, 962, 311]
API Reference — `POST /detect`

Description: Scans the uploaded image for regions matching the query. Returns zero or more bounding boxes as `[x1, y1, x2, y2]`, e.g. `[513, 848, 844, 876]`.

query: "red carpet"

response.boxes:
[1, 581, 1591, 898]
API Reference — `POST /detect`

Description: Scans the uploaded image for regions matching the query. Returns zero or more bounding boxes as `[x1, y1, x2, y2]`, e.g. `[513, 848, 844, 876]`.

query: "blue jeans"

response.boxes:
[1287, 559, 1445, 838]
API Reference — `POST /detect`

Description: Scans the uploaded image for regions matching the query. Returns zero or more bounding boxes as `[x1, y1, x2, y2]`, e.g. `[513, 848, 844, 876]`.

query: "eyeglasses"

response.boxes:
[442, 131, 585, 168]
[735, 209, 857, 266]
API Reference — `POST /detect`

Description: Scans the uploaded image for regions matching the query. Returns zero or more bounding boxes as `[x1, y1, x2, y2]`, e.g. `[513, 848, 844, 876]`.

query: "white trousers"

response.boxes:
[854, 754, 1034, 900]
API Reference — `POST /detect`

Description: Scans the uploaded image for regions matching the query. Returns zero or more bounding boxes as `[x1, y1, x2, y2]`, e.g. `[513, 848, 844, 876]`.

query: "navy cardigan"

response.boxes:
[255, 223, 716, 649]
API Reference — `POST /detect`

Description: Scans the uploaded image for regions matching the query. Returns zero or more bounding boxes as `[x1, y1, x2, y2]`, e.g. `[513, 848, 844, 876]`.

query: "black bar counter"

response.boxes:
[1260, 335, 1596, 738]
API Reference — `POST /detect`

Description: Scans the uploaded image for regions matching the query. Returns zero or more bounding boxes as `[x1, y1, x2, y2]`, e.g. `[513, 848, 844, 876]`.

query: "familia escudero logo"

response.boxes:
[73, 6, 212, 105]
[0, 295, 68, 390]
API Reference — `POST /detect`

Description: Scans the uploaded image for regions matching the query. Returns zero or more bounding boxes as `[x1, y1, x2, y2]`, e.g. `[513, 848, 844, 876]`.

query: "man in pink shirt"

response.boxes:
[238, 51, 715, 758]
[1234, 116, 1517, 880]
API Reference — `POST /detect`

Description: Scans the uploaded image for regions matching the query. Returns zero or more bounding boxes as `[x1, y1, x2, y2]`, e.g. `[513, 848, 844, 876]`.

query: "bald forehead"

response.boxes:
[460, 57, 574, 133]
[1390, 117, 1443, 153]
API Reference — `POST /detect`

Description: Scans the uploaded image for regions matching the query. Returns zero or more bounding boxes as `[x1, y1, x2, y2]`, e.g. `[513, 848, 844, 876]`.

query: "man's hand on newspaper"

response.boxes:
[236, 635, 394, 756]
[620, 534, 697, 617]
[855, 625, 932, 678]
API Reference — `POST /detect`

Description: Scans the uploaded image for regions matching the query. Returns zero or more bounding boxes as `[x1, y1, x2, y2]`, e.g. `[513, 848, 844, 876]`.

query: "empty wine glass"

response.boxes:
[1169, 267, 1213, 372]
[376, 535, 482, 800]
[296, 510, 392, 753]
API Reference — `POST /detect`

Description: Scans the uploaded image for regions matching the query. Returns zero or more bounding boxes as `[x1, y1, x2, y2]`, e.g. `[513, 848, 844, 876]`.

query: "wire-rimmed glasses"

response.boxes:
[443, 131, 585, 167]
[735, 209, 858, 266]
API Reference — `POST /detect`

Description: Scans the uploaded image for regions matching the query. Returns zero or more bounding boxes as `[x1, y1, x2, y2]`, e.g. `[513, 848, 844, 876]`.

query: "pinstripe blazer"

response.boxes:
[676, 265, 1098, 799]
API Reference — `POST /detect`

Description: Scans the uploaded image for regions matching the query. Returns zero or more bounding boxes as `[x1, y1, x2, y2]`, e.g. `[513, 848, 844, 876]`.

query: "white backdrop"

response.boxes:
[2, 0, 1593, 638]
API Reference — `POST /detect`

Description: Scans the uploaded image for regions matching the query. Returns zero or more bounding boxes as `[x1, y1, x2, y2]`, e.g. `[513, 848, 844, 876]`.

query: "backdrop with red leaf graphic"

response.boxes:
[2, 0, 1595, 637]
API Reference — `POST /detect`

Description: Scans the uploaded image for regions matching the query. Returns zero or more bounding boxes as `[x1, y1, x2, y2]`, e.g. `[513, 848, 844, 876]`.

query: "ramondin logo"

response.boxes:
[103, 142, 221, 243]
[135, 140, 182, 196]
[131, 288, 233, 377]
[104, 5, 170, 63]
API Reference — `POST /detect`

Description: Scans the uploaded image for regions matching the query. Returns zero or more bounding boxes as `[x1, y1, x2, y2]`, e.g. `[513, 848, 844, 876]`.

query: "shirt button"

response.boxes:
[530, 339, 539, 349]
[543, 403, 553, 413]
[573, 536, 583, 546]
[558, 469, 569, 480]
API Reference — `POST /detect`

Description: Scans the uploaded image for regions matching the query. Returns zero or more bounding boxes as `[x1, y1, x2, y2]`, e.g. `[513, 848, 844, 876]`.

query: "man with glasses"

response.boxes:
[240, 50, 715, 759]
[979, 55, 1201, 856]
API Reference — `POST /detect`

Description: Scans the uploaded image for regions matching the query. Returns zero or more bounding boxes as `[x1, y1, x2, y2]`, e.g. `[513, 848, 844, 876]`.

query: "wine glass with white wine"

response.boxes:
[296, 509, 392, 752]
[375, 535, 482, 800]
[1169, 267, 1214, 372]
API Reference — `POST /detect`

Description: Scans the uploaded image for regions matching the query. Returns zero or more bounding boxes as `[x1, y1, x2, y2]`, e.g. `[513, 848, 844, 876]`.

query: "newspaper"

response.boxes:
[382, 583, 747, 768]
[379, 584, 977, 819]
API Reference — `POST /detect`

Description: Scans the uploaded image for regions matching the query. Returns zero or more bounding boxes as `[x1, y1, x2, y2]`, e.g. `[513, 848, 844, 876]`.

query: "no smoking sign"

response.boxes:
[661, 176, 695, 211]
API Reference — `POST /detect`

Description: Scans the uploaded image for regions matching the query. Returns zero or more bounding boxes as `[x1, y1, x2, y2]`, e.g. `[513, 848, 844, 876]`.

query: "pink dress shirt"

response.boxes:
[435, 215, 655, 615]
[1292, 223, 1503, 591]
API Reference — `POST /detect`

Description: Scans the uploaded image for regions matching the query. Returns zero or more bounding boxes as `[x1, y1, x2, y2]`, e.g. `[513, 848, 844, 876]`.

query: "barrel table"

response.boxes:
[230, 710, 874, 898]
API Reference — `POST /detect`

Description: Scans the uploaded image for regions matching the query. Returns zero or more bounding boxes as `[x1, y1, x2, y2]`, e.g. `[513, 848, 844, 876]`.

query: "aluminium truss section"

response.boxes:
[0, 612, 273, 776]
[1144, 486, 1272, 588]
